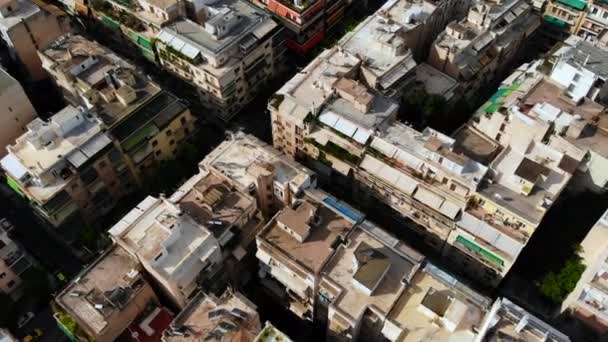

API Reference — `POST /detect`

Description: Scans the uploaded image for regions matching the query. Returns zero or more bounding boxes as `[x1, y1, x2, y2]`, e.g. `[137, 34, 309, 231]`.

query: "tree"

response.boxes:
[401, 87, 447, 130]
[539, 247, 586, 304]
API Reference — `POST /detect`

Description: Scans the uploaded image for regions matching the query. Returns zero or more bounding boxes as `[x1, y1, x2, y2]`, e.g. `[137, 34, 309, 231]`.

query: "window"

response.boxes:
[166, 130, 172, 137]
[567, 84, 576, 92]
[180, 116, 187, 125]
[8, 106, 12, 112]
[184, 127, 190, 135]
[98, 160, 107, 169]
[0, 272, 5, 279]
[152, 140, 158, 147]
[7, 280, 14, 288]
[155, 150, 161, 156]
[169, 139, 175, 145]
[573, 73, 581, 82]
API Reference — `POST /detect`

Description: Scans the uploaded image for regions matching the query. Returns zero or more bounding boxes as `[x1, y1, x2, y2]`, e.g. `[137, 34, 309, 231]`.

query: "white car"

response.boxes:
[17, 312, 34, 329]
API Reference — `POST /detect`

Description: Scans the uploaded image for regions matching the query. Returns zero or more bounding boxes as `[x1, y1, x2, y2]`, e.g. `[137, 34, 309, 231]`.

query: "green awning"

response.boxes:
[121, 123, 158, 151]
[102, 15, 120, 29]
[456, 235, 504, 267]
[557, 0, 586, 10]
[544, 15, 568, 28]
[6, 175, 24, 197]
[137, 36, 153, 50]
[484, 102, 501, 114]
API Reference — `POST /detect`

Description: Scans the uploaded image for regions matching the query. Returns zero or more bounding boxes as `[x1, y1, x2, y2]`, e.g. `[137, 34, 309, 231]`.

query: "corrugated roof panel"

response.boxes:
[157, 31, 174, 44]
[474, 222, 501, 245]
[353, 128, 371, 145]
[457, 212, 482, 235]
[181, 44, 201, 60]
[66, 150, 88, 168]
[494, 234, 524, 258]
[80, 133, 112, 158]
[319, 111, 340, 127]
[333, 118, 358, 137]
[394, 149, 423, 170]
[413, 187, 444, 210]
[439, 201, 460, 219]
[394, 174, 418, 196]
[1, 154, 28, 180]
[370, 138, 399, 159]
[169, 37, 186, 51]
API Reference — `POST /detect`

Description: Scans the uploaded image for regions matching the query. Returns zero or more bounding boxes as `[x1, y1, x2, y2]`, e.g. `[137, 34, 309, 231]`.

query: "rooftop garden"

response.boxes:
[305, 138, 361, 165]
[90, 0, 145, 31]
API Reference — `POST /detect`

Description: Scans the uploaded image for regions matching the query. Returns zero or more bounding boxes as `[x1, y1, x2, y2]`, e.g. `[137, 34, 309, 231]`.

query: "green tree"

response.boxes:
[539, 247, 586, 304]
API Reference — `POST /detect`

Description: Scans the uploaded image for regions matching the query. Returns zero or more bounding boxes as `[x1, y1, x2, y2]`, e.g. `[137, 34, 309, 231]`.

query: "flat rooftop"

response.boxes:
[415, 63, 459, 100]
[523, 79, 604, 121]
[481, 298, 570, 342]
[201, 134, 313, 192]
[259, 196, 354, 274]
[321, 227, 418, 324]
[452, 125, 501, 165]
[108, 196, 216, 281]
[339, 0, 424, 88]
[158, 0, 275, 60]
[174, 172, 255, 237]
[388, 263, 490, 342]
[56, 246, 147, 336]
[2, 106, 112, 202]
[163, 291, 260, 342]
[0, 0, 40, 29]
[479, 141, 573, 224]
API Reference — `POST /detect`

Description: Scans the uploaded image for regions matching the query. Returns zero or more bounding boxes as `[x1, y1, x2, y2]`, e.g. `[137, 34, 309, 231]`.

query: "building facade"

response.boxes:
[39, 34, 196, 184]
[0, 0, 69, 80]
[0, 106, 132, 228]
[154, 0, 279, 121]
[55, 245, 159, 342]
[0, 67, 37, 158]
[0, 218, 34, 301]
[428, 0, 540, 101]
[561, 209, 608, 335]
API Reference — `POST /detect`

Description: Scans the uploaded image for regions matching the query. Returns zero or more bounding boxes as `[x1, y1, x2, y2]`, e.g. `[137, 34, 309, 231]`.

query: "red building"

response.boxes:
[123, 307, 174, 342]
[251, 0, 350, 53]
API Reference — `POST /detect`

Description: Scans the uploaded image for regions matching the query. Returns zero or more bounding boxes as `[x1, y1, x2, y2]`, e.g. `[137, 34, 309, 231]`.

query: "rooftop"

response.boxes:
[415, 63, 459, 100]
[338, 0, 427, 90]
[478, 140, 574, 224]
[108, 196, 217, 286]
[259, 195, 355, 274]
[478, 298, 570, 342]
[0, 0, 40, 29]
[320, 225, 421, 325]
[386, 263, 490, 342]
[157, 0, 276, 66]
[41, 34, 163, 128]
[0, 67, 18, 93]
[452, 125, 501, 165]
[200, 133, 314, 193]
[254, 322, 292, 342]
[56, 246, 149, 335]
[1, 106, 112, 202]
[171, 171, 256, 237]
[162, 290, 260, 342]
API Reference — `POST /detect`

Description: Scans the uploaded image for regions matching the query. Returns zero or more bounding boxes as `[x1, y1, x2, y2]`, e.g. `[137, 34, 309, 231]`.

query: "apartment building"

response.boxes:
[429, 0, 540, 101]
[0, 67, 36, 158]
[270, 36, 575, 287]
[155, 0, 278, 121]
[88, 0, 184, 61]
[477, 298, 571, 341]
[55, 245, 159, 342]
[110, 173, 261, 307]
[39, 34, 196, 183]
[543, 0, 587, 37]
[0, 218, 34, 301]
[576, 0, 608, 42]
[121, 306, 173, 341]
[162, 289, 261, 341]
[472, 39, 608, 191]
[0, 105, 130, 228]
[0, 0, 69, 80]
[199, 133, 316, 218]
[255, 188, 363, 320]
[561, 209, 608, 335]
[249, 0, 348, 54]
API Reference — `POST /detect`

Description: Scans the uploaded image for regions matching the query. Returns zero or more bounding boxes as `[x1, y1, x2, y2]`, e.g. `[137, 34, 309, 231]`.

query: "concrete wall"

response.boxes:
[0, 73, 36, 157]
